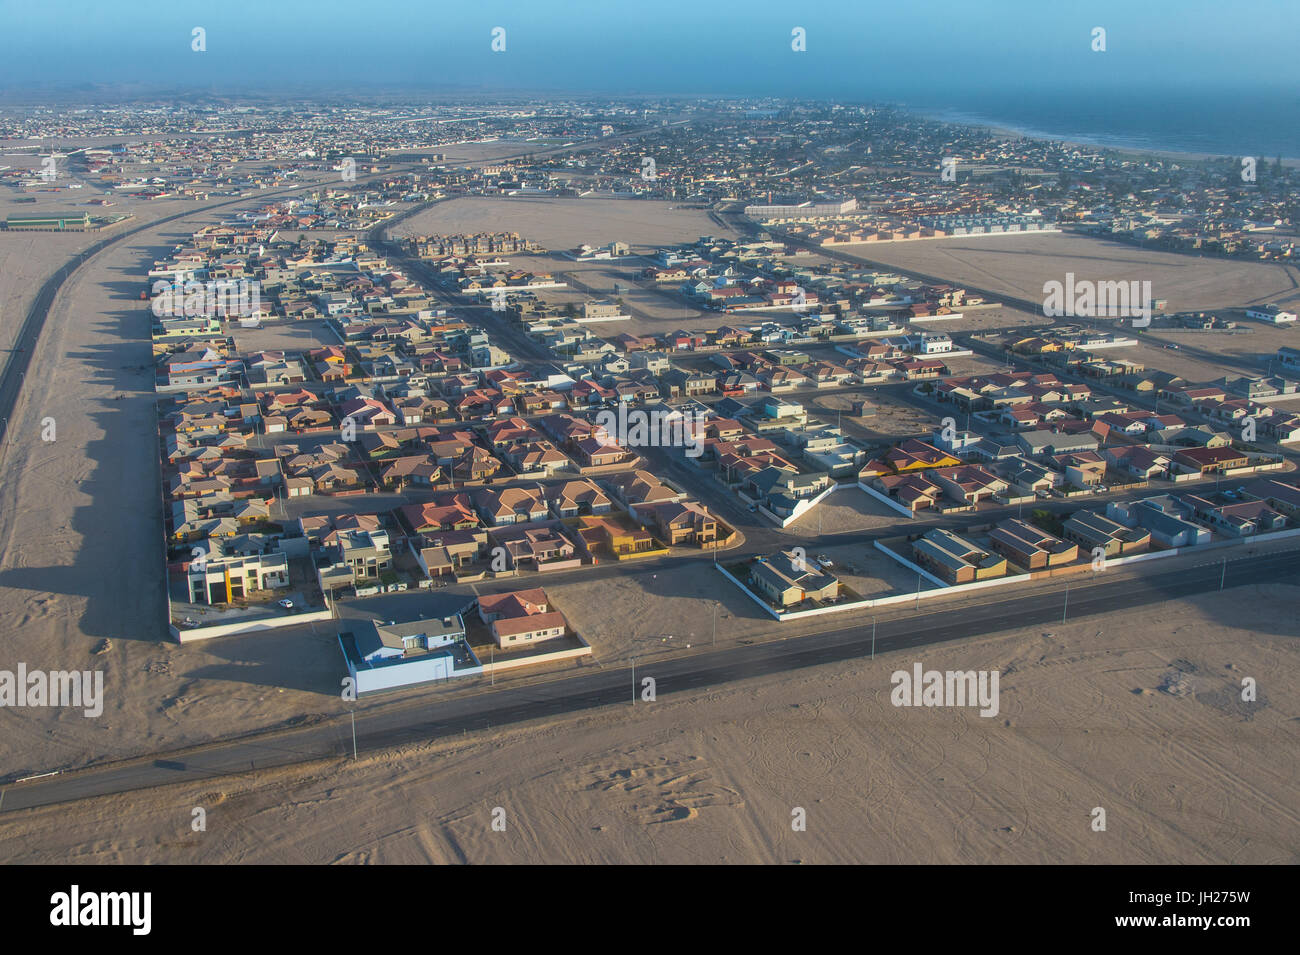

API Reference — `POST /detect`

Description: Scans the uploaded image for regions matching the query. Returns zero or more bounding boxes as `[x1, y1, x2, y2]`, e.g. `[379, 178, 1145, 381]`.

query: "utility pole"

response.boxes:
[1219, 556, 1227, 591]
[915, 572, 921, 609]
[350, 710, 357, 760]
[1062, 583, 1069, 624]
[712, 603, 718, 646]
[871, 616, 877, 660]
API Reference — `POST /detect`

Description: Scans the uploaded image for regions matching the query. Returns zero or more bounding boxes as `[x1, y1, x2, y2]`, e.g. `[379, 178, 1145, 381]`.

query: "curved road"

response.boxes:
[0, 167, 424, 452]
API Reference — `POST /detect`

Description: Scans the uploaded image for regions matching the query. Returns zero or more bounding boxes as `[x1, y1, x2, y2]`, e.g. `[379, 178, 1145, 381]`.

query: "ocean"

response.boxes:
[902, 87, 1300, 160]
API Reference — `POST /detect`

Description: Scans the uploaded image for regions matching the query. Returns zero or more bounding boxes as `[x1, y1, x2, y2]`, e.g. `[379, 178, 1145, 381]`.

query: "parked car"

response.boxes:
[277, 598, 295, 610]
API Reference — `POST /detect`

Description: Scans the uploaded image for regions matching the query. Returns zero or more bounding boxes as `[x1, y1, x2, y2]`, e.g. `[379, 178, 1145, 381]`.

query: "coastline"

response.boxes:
[907, 106, 1300, 167]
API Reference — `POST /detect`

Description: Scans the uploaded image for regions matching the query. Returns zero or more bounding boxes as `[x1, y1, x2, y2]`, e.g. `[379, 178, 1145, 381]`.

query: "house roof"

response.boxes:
[479, 588, 550, 619]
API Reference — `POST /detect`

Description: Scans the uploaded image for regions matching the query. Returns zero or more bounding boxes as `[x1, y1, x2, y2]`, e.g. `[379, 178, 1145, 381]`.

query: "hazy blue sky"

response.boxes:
[2, 0, 1298, 98]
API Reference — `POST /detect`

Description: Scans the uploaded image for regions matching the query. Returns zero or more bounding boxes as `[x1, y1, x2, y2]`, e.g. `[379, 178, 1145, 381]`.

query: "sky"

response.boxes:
[2, 0, 1298, 100]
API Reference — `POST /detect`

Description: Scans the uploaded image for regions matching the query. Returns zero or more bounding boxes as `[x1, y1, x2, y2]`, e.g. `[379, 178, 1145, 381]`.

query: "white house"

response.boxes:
[339, 614, 481, 694]
[1246, 304, 1297, 325]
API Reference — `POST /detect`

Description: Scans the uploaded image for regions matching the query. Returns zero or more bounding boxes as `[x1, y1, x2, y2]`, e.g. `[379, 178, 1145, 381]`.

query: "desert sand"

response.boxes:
[1, 579, 1295, 864]
[829, 232, 1300, 316]
[393, 196, 727, 253]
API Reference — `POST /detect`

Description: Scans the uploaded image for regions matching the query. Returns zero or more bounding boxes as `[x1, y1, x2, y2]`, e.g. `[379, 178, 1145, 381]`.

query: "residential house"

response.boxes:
[1061, 510, 1151, 557]
[987, 519, 1079, 570]
[1183, 494, 1286, 537]
[638, 500, 719, 546]
[1107, 496, 1211, 548]
[474, 485, 549, 525]
[911, 528, 1007, 585]
[749, 551, 839, 607]
[477, 588, 568, 647]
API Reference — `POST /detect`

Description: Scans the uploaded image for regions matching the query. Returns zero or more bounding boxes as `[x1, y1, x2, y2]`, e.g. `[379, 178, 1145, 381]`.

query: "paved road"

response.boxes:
[0, 165, 433, 454]
[3, 546, 1293, 812]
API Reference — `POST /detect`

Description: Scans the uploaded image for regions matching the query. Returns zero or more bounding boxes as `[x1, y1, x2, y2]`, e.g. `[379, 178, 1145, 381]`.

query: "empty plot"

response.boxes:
[831, 231, 1299, 314]
[393, 196, 726, 252]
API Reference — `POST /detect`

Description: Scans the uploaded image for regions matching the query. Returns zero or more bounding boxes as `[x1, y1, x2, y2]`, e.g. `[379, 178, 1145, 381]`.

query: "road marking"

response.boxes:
[15, 771, 60, 784]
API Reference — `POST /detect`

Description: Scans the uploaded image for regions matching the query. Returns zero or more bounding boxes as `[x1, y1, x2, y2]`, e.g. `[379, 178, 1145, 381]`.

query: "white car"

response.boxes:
[816, 555, 834, 568]
[278, 598, 295, 610]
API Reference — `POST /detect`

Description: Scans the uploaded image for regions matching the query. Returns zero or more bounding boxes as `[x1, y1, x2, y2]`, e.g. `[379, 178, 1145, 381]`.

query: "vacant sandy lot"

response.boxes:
[832, 231, 1300, 315]
[233, 318, 341, 353]
[935, 351, 1007, 377]
[780, 488, 904, 541]
[1148, 322, 1299, 371]
[2, 576, 1295, 864]
[392, 196, 727, 253]
[815, 540, 940, 599]
[522, 253, 715, 337]
[832, 389, 941, 443]
[426, 140, 569, 165]
[915, 304, 1044, 335]
[1122, 338, 1259, 385]
[0, 227, 101, 346]
[0, 191, 202, 347]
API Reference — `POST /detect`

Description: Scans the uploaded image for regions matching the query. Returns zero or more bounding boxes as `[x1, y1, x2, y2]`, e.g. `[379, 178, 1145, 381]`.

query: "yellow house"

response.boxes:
[577, 516, 659, 558]
[884, 439, 961, 473]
